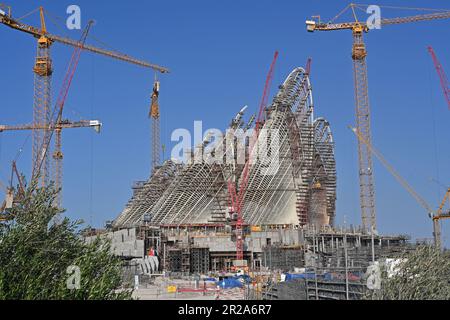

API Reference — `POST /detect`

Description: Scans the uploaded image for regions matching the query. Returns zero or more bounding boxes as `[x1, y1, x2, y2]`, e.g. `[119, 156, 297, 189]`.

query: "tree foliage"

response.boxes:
[365, 245, 450, 300]
[0, 182, 132, 300]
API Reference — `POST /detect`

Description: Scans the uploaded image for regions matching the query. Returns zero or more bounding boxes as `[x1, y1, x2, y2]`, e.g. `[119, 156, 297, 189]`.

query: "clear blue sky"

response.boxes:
[1, 1, 449, 244]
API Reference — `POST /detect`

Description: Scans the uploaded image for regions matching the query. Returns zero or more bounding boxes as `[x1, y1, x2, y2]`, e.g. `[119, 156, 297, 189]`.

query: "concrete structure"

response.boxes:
[102, 65, 410, 277]
[114, 66, 336, 230]
[85, 228, 145, 258]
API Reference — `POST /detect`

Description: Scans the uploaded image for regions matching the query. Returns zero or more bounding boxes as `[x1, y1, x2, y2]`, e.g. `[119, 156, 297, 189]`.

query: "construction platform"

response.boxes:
[86, 223, 410, 274]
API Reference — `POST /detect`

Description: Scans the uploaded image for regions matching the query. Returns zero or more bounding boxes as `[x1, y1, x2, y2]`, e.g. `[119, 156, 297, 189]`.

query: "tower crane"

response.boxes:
[1, 18, 96, 208]
[306, 4, 450, 233]
[46, 20, 93, 208]
[434, 188, 450, 249]
[0, 177, 12, 218]
[0, 120, 102, 133]
[305, 57, 312, 75]
[149, 79, 160, 174]
[0, 5, 169, 187]
[0, 119, 102, 207]
[350, 126, 449, 249]
[228, 51, 278, 265]
[0, 160, 25, 221]
[428, 46, 450, 110]
[1, 18, 99, 210]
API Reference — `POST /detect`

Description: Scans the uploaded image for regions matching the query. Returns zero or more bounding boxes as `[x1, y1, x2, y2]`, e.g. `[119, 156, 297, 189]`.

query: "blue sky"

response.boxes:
[0, 1, 449, 244]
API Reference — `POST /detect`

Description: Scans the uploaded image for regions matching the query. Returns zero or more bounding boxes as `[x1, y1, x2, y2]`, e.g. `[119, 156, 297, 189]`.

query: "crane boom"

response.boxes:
[1, 5, 168, 193]
[351, 126, 450, 249]
[0, 12, 169, 73]
[428, 46, 450, 110]
[32, 21, 93, 183]
[305, 57, 312, 75]
[0, 120, 102, 132]
[254, 51, 279, 133]
[237, 51, 278, 209]
[437, 189, 450, 216]
[1, 5, 168, 192]
[307, 4, 450, 233]
[228, 51, 278, 263]
[433, 188, 450, 249]
[381, 11, 450, 26]
[349, 126, 434, 214]
[307, 11, 450, 31]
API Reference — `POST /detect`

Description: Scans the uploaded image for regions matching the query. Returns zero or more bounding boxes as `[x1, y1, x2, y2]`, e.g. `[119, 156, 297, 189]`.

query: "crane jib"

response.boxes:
[0, 14, 169, 74]
[48, 34, 169, 73]
[310, 11, 450, 32]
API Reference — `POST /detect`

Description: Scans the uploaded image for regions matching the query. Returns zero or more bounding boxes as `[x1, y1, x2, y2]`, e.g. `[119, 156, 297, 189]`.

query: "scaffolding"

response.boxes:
[114, 66, 337, 231]
[113, 160, 180, 228]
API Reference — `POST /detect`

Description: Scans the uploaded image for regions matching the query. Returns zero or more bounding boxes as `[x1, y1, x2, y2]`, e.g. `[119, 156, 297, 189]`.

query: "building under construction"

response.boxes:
[114, 66, 336, 230]
[102, 66, 409, 274]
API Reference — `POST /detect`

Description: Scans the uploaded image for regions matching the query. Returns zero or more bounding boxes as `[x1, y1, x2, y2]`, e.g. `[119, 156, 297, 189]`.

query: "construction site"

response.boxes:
[1, 3, 450, 301]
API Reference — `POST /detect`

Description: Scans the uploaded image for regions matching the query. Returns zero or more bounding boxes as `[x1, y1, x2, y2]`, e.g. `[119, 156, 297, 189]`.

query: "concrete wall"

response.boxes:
[191, 229, 304, 253]
[193, 235, 236, 252]
[85, 228, 145, 258]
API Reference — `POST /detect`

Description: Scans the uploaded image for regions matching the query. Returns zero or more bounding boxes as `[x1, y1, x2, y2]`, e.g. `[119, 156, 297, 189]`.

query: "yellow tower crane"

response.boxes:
[306, 4, 450, 233]
[0, 120, 101, 133]
[0, 5, 169, 187]
[0, 120, 102, 207]
[149, 79, 161, 174]
[0, 160, 26, 220]
[434, 188, 450, 249]
[350, 126, 449, 249]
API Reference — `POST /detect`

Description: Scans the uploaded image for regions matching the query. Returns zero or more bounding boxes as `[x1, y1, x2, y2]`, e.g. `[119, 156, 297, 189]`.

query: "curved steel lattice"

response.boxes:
[113, 160, 180, 228]
[113, 67, 337, 229]
[311, 118, 337, 227]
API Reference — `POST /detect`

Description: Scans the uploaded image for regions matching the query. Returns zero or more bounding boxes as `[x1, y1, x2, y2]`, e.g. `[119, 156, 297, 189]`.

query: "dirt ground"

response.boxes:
[131, 277, 245, 300]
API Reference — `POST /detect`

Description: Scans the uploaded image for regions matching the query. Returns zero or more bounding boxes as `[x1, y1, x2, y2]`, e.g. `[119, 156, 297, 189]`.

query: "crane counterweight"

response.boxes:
[1, 5, 168, 208]
[307, 4, 450, 233]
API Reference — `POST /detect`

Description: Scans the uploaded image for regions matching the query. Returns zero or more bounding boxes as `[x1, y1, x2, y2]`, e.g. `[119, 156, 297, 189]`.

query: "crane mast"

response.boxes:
[0, 160, 25, 219]
[31, 7, 53, 187]
[350, 126, 449, 249]
[150, 80, 160, 173]
[0, 8, 169, 73]
[306, 4, 450, 233]
[352, 25, 376, 232]
[0, 5, 169, 193]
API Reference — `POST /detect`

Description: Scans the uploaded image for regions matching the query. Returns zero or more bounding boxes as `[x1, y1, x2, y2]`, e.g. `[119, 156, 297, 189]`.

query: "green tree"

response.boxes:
[365, 245, 450, 300]
[0, 182, 132, 300]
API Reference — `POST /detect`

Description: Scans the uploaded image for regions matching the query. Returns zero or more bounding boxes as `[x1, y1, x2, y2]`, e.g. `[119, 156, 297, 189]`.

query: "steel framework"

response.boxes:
[114, 67, 337, 230]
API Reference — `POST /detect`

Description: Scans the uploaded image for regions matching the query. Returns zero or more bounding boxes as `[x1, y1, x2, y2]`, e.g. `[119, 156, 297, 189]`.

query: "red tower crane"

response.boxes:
[305, 57, 312, 75]
[34, 21, 93, 208]
[428, 46, 450, 110]
[1, 5, 169, 187]
[228, 51, 278, 264]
